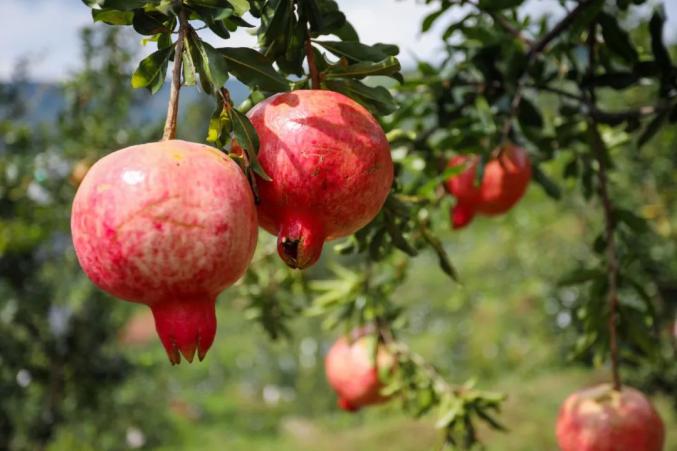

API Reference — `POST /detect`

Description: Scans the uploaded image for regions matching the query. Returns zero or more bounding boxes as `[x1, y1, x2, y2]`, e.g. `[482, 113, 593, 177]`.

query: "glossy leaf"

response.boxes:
[314, 40, 399, 63]
[130, 46, 172, 94]
[231, 108, 271, 180]
[91, 9, 133, 25]
[220, 47, 289, 91]
[324, 79, 397, 116]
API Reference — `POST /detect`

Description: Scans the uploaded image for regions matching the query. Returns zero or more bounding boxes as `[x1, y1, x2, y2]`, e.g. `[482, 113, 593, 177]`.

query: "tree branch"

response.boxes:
[529, 0, 597, 57]
[162, 8, 189, 141]
[487, 11, 533, 46]
[499, 0, 599, 142]
[585, 22, 621, 392]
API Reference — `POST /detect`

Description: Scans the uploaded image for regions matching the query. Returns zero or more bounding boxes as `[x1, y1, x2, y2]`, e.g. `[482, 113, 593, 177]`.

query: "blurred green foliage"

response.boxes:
[1, 0, 677, 449]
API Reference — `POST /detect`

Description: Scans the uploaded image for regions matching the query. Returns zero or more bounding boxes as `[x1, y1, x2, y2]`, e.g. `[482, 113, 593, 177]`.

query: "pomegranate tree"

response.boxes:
[556, 384, 665, 451]
[245, 89, 393, 269]
[325, 329, 395, 411]
[71, 140, 257, 364]
[444, 145, 531, 229]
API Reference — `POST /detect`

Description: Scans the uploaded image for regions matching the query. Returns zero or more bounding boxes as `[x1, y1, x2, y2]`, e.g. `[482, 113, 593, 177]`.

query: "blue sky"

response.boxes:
[1, 0, 676, 81]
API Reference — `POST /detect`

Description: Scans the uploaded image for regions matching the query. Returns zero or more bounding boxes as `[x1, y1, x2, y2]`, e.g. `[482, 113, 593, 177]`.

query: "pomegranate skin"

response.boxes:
[556, 384, 665, 451]
[71, 140, 257, 364]
[246, 90, 393, 269]
[325, 330, 395, 412]
[444, 145, 531, 229]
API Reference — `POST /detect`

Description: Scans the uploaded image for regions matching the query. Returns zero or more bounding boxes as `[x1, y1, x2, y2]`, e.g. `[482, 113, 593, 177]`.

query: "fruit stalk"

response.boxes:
[162, 7, 189, 141]
[304, 37, 320, 89]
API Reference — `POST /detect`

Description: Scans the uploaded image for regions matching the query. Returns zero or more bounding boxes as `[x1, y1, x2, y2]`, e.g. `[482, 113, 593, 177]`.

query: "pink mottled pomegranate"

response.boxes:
[556, 384, 665, 451]
[325, 329, 395, 412]
[444, 145, 531, 229]
[71, 140, 257, 364]
[245, 90, 393, 269]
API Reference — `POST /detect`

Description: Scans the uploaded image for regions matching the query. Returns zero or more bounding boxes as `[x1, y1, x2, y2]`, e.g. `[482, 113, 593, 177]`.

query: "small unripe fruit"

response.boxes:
[444, 145, 531, 229]
[556, 384, 665, 451]
[325, 329, 395, 411]
[71, 140, 258, 364]
[245, 90, 393, 269]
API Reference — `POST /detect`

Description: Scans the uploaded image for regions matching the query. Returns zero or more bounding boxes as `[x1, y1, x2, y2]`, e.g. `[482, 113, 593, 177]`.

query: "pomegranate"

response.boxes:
[556, 384, 665, 451]
[325, 329, 396, 411]
[71, 140, 257, 364]
[444, 145, 531, 229]
[244, 90, 393, 269]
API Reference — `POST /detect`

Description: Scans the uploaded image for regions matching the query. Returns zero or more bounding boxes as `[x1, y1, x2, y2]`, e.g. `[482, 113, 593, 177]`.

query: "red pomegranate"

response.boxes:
[556, 384, 665, 451]
[325, 329, 396, 411]
[71, 140, 257, 364]
[245, 90, 393, 269]
[444, 145, 531, 229]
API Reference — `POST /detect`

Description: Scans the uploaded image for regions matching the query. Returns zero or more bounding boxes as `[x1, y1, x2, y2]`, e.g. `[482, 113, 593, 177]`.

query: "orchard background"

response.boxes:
[1, 0, 677, 449]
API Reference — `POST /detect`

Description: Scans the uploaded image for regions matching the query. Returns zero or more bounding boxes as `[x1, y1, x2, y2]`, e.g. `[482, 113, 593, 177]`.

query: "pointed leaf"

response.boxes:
[131, 46, 171, 94]
[231, 108, 271, 180]
[220, 47, 289, 91]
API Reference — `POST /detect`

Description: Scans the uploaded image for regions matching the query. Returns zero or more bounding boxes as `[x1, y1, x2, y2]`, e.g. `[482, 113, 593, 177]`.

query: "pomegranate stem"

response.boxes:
[162, 7, 189, 141]
[304, 36, 320, 89]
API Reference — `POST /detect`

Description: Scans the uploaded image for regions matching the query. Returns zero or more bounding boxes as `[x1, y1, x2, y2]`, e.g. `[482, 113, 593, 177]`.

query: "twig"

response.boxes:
[488, 11, 533, 45]
[585, 22, 621, 391]
[500, 0, 599, 144]
[304, 37, 320, 89]
[162, 8, 189, 141]
[529, 0, 596, 56]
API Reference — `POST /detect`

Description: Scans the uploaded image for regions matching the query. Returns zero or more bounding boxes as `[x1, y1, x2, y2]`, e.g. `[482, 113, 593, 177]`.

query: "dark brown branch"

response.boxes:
[525, 83, 674, 123]
[529, 0, 597, 56]
[488, 11, 533, 46]
[586, 22, 621, 392]
[162, 8, 189, 141]
[499, 0, 599, 142]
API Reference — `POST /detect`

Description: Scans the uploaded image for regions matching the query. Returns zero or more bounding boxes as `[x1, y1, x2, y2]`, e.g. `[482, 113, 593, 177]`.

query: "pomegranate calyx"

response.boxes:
[277, 213, 326, 270]
[150, 297, 217, 365]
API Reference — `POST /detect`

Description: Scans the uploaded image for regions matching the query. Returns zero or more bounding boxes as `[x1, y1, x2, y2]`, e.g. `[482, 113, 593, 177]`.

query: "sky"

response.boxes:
[1, 0, 676, 81]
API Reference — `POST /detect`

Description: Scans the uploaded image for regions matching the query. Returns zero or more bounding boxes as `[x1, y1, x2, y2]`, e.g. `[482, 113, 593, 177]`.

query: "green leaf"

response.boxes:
[332, 20, 359, 41]
[324, 79, 397, 116]
[615, 208, 649, 233]
[220, 47, 289, 91]
[182, 38, 197, 86]
[518, 97, 544, 128]
[532, 165, 561, 200]
[587, 72, 637, 90]
[324, 56, 401, 80]
[132, 10, 172, 36]
[598, 12, 638, 64]
[83, 0, 146, 10]
[384, 219, 418, 257]
[558, 268, 604, 286]
[477, 0, 523, 11]
[421, 7, 447, 33]
[91, 9, 133, 25]
[227, 0, 249, 15]
[637, 110, 667, 148]
[649, 5, 672, 72]
[421, 227, 458, 281]
[314, 40, 399, 63]
[131, 46, 171, 94]
[231, 108, 271, 180]
[184, 0, 231, 8]
[259, 0, 292, 48]
[187, 34, 229, 93]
